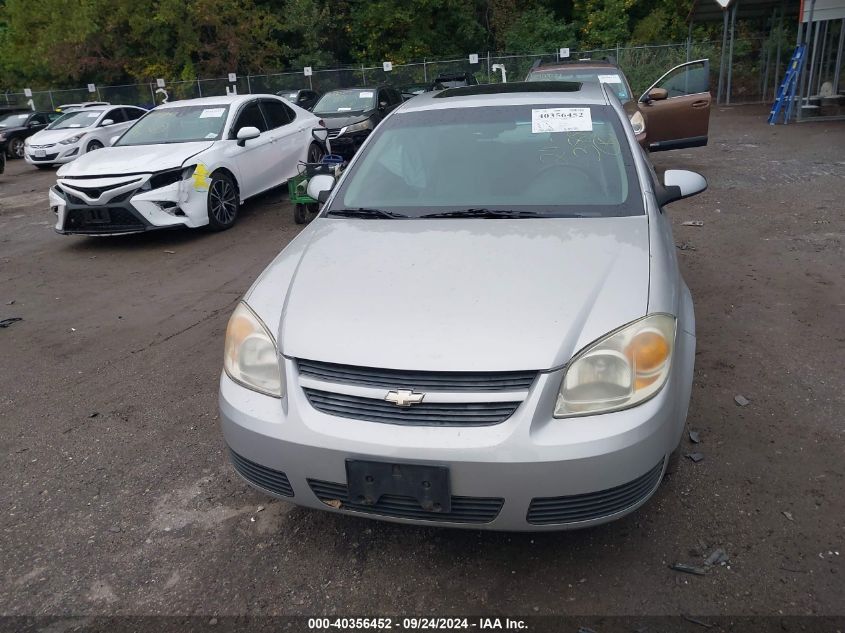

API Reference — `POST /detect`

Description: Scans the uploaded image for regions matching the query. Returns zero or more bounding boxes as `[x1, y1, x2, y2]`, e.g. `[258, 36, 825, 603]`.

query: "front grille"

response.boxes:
[309, 479, 502, 523]
[31, 153, 58, 162]
[303, 388, 520, 426]
[327, 129, 342, 139]
[65, 180, 141, 199]
[526, 460, 664, 525]
[229, 450, 294, 497]
[297, 359, 537, 392]
[64, 207, 146, 234]
[30, 144, 56, 149]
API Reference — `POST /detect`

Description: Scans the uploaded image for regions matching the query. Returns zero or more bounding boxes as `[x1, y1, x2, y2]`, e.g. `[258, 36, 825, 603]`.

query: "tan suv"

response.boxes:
[526, 58, 711, 151]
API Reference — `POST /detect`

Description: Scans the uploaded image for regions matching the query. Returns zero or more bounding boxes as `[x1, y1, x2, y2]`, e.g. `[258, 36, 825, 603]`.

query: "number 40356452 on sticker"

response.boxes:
[531, 107, 593, 133]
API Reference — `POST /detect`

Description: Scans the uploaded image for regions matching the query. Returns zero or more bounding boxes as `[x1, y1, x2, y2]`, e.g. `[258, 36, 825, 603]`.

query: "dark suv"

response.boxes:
[0, 111, 63, 159]
[312, 86, 404, 160]
[432, 72, 478, 90]
[277, 89, 321, 111]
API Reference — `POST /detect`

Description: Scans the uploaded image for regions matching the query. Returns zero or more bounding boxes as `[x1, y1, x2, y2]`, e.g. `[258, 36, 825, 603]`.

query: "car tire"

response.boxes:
[9, 137, 25, 159]
[207, 171, 239, 231]
[86, 140, 104, 153]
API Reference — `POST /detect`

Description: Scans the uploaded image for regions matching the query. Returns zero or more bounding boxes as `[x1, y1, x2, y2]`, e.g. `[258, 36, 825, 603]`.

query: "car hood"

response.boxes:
[57, 142, 215, 176]
[277, 217, 650, 372]
[316, 112, 374, 130]
[27, 128, 93, 145]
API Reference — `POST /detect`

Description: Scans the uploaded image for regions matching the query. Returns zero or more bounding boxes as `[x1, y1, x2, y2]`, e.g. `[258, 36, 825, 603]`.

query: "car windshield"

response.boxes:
[115, 104, 230, 146]
[329, 104, 641, 219]
[47, 111, 103, 130]
[528, 70, 631, 102]
[0, 113, 30, 128]
[313, 90, 376, 114]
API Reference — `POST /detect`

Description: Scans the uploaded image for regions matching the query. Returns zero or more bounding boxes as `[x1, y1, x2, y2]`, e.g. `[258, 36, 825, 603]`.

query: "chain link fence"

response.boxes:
[2, 39, 777, 112]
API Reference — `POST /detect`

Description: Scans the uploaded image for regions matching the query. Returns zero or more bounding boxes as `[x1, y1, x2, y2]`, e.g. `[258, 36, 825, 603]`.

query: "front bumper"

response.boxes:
[325, 131, 369, 159]
[50, 174, 210, 235]
[25, 143, 81, 165]
[220, 329, 694, 531]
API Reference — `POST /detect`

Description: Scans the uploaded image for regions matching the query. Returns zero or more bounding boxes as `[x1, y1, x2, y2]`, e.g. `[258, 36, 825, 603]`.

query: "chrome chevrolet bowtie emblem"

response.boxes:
[384, 389, 425, 407]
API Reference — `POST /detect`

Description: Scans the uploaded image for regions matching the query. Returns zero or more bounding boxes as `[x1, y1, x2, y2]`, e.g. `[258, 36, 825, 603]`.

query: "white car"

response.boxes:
[25, 106, 146, 168]
[49, 95, 326, 235]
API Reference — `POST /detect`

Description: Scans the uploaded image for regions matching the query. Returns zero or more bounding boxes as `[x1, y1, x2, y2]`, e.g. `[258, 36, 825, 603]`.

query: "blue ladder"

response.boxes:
[768, 44, 807, 125]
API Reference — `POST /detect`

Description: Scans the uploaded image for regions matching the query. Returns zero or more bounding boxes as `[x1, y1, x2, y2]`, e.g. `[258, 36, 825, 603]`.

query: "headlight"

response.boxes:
[223, 302, 284, 397]
[555, 314, 675, 417]
[343, 118, 374, 135]
[629, 111, 645, 135]
[60, 134, 83, 144]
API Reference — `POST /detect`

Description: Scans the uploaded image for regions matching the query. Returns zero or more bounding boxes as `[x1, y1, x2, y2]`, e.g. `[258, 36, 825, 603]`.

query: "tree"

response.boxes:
[574, 0, 633, 49]
[502, 6, 577, 53]
[347, 0, 485, 63]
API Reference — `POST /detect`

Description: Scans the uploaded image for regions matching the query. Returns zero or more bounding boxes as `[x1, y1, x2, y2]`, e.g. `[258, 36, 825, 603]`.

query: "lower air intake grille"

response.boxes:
[297, 359, 537, 392]
[303, 388, 520, 426]
[526, 459, 664, 525]
[229, 450, 294, 497]
[308, 479, 503, 523]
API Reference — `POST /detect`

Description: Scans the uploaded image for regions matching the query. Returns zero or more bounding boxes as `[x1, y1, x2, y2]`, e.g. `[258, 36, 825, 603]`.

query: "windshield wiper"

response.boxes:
[421, 208, 544, 219]
[325, 207, 408, 219]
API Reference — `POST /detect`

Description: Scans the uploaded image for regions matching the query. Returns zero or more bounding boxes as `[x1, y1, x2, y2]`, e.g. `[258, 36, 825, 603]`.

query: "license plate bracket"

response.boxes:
[346, 459, 451, 513]
[35, 149, 46, 158]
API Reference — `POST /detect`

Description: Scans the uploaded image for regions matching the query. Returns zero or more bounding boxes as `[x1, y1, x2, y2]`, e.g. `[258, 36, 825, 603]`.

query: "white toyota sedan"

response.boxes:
[49, 95, 325, 235]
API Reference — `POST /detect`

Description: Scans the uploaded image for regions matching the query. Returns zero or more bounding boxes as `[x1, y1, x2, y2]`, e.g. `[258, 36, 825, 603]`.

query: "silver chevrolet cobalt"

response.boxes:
[219, 81, 705, 530]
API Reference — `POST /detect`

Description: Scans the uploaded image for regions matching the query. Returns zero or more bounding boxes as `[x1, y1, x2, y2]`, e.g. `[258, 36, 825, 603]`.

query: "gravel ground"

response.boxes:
[0, 105, 843, 620]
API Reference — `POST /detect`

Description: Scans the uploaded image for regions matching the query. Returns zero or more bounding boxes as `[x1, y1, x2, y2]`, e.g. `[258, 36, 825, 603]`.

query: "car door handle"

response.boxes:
[691, 100, 709, 108]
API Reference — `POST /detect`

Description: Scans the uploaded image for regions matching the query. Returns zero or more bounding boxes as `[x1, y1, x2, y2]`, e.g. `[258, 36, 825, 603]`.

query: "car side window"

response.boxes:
[31, 114, 48, 125]
[47, 112, 63, 123]
[656, 61, 708, 98]
[105, 108, 126, 124]
[233, 101, 268, 136]
[261, 99, 292, 129]
[123, 108, 144, 121]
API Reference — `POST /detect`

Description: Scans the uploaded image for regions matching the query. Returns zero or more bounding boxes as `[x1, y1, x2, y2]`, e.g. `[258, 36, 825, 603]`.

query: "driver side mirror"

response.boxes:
[236, 126, 261, 146]
[306, 173, 335, 204]
[658, 169, 707, 206]
[100, 119, 114, 127]
[378, 101, 388, 110]
[643, 87, 668, 103]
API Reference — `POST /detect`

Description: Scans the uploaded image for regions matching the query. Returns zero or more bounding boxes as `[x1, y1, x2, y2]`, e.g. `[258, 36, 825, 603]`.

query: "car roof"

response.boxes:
[531, 60, 620, 72]
[398, 81, 609, 113]
[155, 94, 282, 109]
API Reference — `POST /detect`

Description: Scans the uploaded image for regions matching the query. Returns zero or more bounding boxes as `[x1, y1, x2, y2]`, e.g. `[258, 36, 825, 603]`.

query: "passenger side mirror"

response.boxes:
[659, 169, 707, 206]
[379, 101, 388, 110]
[100, 119, 114, 127]
[236, 126, 261, 146]
[306, 173, 335, 203]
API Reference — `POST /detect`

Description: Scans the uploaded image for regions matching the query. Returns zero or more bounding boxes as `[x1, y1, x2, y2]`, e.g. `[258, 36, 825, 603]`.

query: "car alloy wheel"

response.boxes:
[208, 173, 239, 230]
[10, 138, 25, 159]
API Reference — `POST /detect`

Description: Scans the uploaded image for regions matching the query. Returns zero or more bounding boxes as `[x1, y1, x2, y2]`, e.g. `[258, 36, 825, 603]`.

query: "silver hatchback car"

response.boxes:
[219, 81, 705, 531]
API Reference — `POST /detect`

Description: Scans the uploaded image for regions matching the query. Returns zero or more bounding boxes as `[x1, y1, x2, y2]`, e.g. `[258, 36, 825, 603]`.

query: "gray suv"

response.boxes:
[219, 81, 706, 530]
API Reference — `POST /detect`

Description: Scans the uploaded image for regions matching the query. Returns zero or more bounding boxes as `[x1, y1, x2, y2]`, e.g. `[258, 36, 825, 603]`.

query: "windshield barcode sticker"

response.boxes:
[531, 108, 592, 133]
[199, 108, 225, 119]
[359, 91, 374, 98]
[598, 74, 622, 84]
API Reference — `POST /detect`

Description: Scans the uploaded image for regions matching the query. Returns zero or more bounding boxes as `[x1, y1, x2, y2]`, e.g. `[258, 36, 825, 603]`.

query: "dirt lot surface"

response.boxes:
[1, 106, 843, 622]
